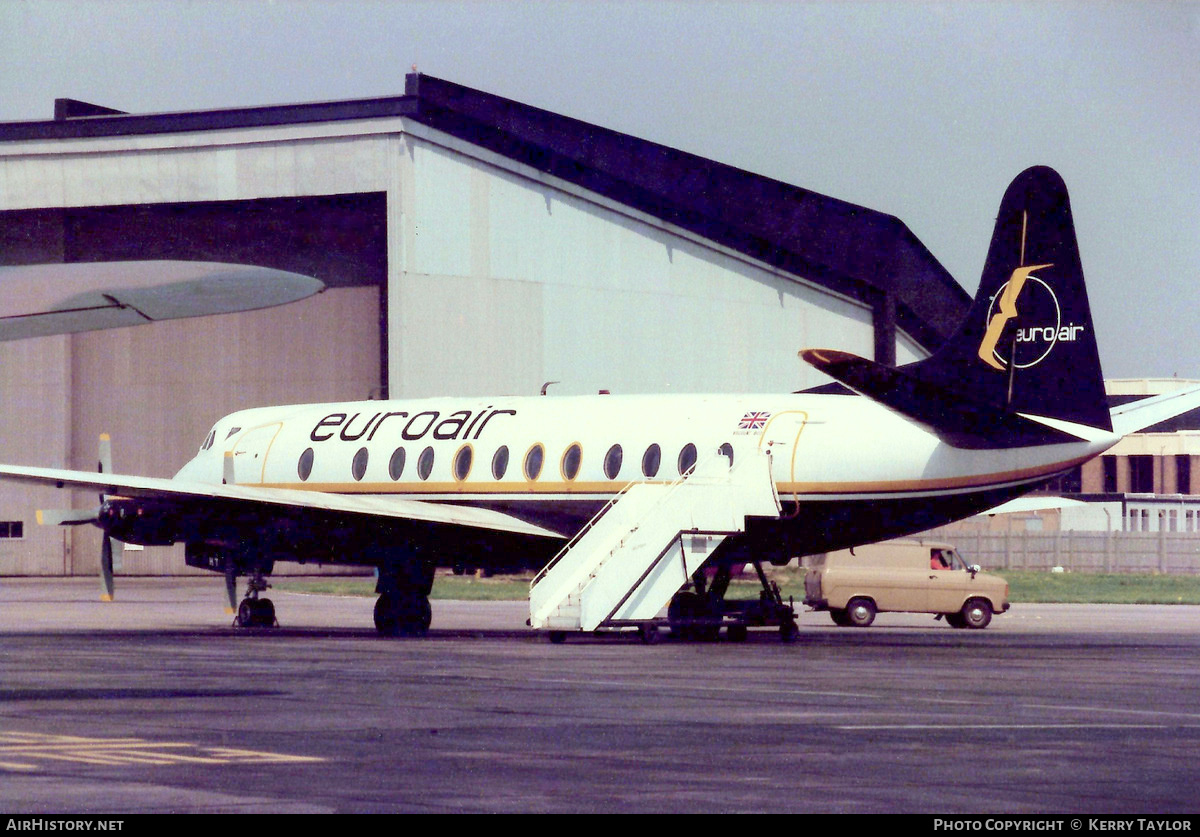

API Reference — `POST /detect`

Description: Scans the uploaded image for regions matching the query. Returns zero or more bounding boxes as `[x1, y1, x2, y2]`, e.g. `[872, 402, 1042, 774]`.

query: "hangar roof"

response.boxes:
[0, 74, 969, 353]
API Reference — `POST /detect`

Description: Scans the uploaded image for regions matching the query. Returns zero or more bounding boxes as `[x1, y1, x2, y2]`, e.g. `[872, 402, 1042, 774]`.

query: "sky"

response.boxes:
[1, 0, 1197, 380]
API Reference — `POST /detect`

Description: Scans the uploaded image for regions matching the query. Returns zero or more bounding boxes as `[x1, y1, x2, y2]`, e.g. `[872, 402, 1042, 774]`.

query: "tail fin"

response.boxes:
[913, 166, 1111, 431]
[802, 166, 1112, 447]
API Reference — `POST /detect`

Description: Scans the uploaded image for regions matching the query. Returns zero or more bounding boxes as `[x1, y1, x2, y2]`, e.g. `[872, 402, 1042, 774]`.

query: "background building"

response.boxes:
[0, 74, 969, 576]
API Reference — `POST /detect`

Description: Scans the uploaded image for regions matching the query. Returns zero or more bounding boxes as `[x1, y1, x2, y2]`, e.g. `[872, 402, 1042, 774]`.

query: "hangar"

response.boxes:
[0, 73, 967, 576]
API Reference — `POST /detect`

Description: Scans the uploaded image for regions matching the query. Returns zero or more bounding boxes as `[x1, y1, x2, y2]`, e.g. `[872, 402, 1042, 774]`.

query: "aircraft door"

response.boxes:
[228, 423, 283, 485]
[756, 411, 809, 498]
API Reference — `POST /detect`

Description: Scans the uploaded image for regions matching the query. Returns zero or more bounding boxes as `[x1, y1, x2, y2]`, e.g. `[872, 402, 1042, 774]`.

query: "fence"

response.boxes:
[920, 524, 1200, 574]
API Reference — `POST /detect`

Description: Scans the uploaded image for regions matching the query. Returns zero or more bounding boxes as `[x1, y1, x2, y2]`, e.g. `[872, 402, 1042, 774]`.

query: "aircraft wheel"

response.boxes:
[960, 598, 992, 630]
[374, 591, 432, 637]
[845, 597, 876, 628]
[727, 624, 748, 643]
[235, 598, 275, 628]
[255, 598, 276, 627]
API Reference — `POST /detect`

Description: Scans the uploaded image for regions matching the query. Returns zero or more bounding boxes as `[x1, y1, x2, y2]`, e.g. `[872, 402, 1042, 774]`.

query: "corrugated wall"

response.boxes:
[391, 137, 877, 399]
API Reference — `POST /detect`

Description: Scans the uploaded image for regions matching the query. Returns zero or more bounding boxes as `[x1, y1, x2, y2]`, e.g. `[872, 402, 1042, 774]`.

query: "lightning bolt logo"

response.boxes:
[977, 263, 1054, 370]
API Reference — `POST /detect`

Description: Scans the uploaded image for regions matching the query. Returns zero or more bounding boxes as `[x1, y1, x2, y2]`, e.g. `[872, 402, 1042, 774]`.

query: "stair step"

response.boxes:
[530, 450, 780, 631]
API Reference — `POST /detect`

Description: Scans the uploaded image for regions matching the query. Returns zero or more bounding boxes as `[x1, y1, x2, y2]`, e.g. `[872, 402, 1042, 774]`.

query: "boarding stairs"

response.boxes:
[529, 449, 781, 634]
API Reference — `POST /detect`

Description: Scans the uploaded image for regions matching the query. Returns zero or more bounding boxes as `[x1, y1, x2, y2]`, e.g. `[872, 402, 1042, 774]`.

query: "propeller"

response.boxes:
[36, 434, 125, 601]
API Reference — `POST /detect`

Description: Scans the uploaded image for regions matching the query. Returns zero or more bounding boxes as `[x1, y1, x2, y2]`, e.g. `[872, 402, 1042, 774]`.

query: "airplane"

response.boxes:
[2, 165, 1197, 639]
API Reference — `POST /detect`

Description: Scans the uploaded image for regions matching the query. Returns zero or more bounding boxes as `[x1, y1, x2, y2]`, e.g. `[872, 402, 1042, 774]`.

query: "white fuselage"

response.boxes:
[175, 393, 1116, 543]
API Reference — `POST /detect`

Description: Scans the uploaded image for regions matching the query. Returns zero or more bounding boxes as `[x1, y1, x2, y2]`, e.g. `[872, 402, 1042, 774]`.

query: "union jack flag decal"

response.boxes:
[738, 411, 771, 430]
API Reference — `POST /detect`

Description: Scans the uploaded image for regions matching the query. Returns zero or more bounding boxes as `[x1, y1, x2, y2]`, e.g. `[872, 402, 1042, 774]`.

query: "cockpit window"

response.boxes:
[224, 426, 242, 441]
[201, 429, 216, 451]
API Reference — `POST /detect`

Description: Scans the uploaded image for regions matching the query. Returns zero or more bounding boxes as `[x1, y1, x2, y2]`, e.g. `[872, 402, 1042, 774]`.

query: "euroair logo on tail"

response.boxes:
[977, 224, 1087, 372]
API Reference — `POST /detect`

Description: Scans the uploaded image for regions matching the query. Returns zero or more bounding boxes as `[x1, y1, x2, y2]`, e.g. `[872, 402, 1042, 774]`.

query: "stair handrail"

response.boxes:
[530, 447, 737, 592]
[530, 477, 639, 590]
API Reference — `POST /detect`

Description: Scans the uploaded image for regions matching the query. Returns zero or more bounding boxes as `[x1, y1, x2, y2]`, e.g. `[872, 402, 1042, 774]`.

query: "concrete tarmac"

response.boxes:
[3, 577, 1200, 813]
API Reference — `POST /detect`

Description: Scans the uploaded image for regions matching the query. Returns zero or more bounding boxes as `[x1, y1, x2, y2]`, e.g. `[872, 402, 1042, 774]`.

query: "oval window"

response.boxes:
[298, 447, 314, 481]
[603, 444, 623, 479]
[453, 445, 473, 481]
[524, 444, 545, 481]
[561, 443, 582, 481]
[492, 445, 509, 480]
[678, 443, 698, 475]
[642, 443, 661, 478]
[352, 447, 369, 481]
[389, 447, 406, 481]
[418, 446, 435, 481]
[718, 442, 734, 467]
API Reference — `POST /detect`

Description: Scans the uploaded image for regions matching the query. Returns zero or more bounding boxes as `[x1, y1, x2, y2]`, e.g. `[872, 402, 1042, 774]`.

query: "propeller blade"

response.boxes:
[225, 561, 239, 615]
[94, 433, 123, 601]
[100, 535, 115, 602]
[99, 534, 126, 602]
[98, 433, 113, 475]
[36, 508, 99, 526]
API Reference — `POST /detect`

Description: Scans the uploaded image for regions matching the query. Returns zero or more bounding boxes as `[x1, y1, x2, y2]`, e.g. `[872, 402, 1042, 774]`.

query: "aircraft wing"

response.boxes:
[0, 463, 561, 539]
[0, 261, 324, 341]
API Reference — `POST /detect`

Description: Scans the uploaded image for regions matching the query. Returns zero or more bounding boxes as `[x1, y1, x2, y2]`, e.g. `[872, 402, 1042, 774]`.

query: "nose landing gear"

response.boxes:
[234, 570, 277, 628]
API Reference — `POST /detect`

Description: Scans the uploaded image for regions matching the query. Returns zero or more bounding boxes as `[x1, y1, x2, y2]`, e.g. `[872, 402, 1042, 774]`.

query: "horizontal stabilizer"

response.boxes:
[800, 348, 1080, 449]
[1110, 385, 1200, 437]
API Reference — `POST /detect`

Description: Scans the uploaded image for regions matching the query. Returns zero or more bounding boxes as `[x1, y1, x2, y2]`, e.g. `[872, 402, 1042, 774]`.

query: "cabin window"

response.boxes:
[603, 444, 623, 479]
[453, 445, 473, 481]
[678, 443, 698, 475]
[492, 446, 509, 480]
[524, 444, 545, 481]
[561, 444, 582, 481]
[418, 446, 435, 481]
[642, 444, 661, 478]
[298, 448, 314, 481]
[389, 447, 406, 481]
[352, 447, 369, 481]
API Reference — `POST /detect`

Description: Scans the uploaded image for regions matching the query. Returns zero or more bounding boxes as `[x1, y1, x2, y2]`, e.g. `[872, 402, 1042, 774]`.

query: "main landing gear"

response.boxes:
[234, 569, 277, 628]
[374, 561, 435, 637]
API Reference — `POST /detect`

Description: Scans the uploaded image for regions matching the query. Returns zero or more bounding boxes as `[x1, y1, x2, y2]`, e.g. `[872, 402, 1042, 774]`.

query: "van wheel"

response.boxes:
[845, 597, 876, 628]
[944, 612, 966, 629]
[829, 608, 850, 627]
[960, 598, 992, 629]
